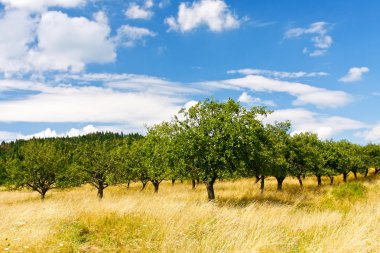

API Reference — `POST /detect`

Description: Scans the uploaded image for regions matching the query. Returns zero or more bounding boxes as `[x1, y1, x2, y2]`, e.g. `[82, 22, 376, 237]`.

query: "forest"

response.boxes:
[0, 98, 379, 201]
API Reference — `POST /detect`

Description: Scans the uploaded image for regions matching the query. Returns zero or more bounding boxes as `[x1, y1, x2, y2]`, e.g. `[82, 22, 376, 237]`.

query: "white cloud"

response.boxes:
[165, 0, 240, 32]
[199, 74, 352, 108]
[285, 22, 333, 56]
[0, 0, 86, 12]
[0, 83, 182, 127]
[28, 11, 116, 72]
[356, 124, 380, 143]
[339, 67, 369, 83]
[116, 25, 156, 47]
[0, 125, 100, 142]
[125, 2, 154, 20]
[266, 108, 365, 139]
[55, 72, 201, 95]
[0, 131, 24, 142]
[0, 9, 36, 73]
[0, 9, 117, 74]
[227, 68, 329, 79]
[238, 91, 276, 107]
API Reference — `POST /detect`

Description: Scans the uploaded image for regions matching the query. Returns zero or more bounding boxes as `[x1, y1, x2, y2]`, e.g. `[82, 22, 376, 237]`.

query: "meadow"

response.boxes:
[0, 174, 379, 253]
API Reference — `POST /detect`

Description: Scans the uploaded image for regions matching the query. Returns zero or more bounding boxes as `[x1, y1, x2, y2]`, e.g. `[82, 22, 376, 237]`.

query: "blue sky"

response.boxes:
[0, 0, 379, 143]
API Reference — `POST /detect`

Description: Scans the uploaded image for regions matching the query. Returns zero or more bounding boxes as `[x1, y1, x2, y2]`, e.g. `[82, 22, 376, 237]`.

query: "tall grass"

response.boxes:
[0, 174, 379, 252]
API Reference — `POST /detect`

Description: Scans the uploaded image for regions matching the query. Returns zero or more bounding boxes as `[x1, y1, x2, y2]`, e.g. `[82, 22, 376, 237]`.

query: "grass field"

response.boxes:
[0, 173, 379, 253]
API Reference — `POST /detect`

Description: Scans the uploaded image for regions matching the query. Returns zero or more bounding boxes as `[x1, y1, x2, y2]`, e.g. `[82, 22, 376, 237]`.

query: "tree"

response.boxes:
[265, 122, 291, 191]
[142, 123, 173, 193]
[321, 140, 340, 185]
[238, 106, 271, 193]
[6, 139, 69, 200]
[128, 139, 150, 190]
[0, 157, 6, 186]
[289, 133, 324, 187]
[364, 144, 380, 175]
[349, 144, 367, 179]
[334, 140, 356, 182]
[174, 98, 268, 200]
[74, 140, 119, 199]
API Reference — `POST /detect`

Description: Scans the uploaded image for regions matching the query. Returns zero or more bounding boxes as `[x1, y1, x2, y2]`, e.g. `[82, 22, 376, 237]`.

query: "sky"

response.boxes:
[0, 0, 379, 144]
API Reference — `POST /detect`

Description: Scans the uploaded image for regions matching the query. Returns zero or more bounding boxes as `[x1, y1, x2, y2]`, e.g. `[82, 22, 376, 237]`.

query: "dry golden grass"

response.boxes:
[0, 173, 379, 253]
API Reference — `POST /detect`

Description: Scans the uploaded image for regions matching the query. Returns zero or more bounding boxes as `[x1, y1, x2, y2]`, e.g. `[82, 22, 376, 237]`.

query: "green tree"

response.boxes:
[335, 140, 356, 182]
[6, 139, 69, 200]
[364, 144, 380, 175]
[265, 122, 291, 191]
[174, 98, 268, 200]
[321, 140, 340, 185]
[128, 139, 150, 190]
[289, 133, 324, 187]
[0, 157, 6, 186]
[141, 123, 173, 193]
[74, 140, 119, 199]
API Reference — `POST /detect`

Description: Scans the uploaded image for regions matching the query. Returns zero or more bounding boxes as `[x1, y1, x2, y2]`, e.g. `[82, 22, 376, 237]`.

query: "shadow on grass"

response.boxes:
[215, 192, 299, 208]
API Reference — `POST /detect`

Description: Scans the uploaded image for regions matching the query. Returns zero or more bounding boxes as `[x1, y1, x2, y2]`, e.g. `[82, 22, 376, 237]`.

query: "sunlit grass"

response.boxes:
[0, 172, 379, 252]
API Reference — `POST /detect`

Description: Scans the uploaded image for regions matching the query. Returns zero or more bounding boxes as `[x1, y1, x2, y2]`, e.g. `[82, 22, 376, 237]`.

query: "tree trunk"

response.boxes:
[180, 180, 183, 183]
[97, 185, 104, 200]
[375, 168, 379, 175]
[196, 179, 200, 184]
[276, 177, 285, 191]
[343, 172, 348, 183]
[297, 176, 303, 188]
[328, 175, 334, 185]
[364, 169, 368, 177]
[317, 175, 322, 187]
[152, 180, 160, 193]
[260, 176, 265, 194]
[191, 179, 196, 189]
[255, 175, 261, 184]
[141, 180, 148, 191]
[127, 180, 130, 188]
[40, 188, 48, 201]
[171, 179, 175, 186]
[205, 177, 217, 201]
[353, 171, 357, 179]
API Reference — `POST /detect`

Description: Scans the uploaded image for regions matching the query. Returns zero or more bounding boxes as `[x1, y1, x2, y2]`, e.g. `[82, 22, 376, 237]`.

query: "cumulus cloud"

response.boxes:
[266, 108, 365, 139]
[0, 9, 117, 74]
[0, 81, 183, 127]
[0, 9, 36, 73]
[116, 24, 156, 47]
[125, 1, 154, 20]
[339, 67, 369, 83]
[238, 92, 276, 107]
[356, 124, 380, 143]
[0, 125, 100, 142]
[165, 0, 240, 32]
[285, 22, 333, 56]
[199, 74, 352, 108]
[227, 68, 329, 79]
[0, 0, 86, 12]
[28, 11, 116, 72]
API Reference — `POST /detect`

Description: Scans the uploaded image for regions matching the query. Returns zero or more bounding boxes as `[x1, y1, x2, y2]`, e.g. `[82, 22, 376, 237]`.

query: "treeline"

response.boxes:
[0, 99, 379, 201]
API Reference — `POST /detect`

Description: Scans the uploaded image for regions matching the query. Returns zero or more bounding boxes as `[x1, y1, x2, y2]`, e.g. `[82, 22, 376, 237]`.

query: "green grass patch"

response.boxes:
[331, 182, 367, 201]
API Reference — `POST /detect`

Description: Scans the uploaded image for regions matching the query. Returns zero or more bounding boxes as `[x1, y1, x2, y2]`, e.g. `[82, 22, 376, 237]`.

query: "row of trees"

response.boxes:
[0, 99, 379, 201]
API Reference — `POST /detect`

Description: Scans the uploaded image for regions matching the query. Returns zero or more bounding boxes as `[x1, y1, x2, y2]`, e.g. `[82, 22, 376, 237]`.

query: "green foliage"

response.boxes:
[0, 98, 375, 200]
[73, 139, 121, 198]
[174, 98, 270, 183]
[5, 138, 70, 199]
